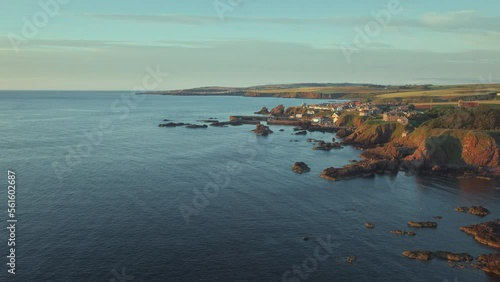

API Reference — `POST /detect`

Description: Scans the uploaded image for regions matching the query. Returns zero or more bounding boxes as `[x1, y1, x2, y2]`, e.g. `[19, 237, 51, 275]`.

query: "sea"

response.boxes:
[0, 91, 498, 282]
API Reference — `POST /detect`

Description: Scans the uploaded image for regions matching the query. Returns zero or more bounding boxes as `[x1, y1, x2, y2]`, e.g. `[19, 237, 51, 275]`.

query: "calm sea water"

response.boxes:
[0, 91, 498, 282]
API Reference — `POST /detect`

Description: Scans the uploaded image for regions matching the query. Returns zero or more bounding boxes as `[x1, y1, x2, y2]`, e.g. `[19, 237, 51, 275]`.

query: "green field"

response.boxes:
[246, 84, 500, 102]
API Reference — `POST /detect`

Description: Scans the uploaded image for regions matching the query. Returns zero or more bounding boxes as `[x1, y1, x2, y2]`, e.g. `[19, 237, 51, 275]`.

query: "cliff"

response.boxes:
[324, 120, 500, 181]
[342, 120, 406, 147]
[334, 113, 369, 127]
[404, 128, 499, 169]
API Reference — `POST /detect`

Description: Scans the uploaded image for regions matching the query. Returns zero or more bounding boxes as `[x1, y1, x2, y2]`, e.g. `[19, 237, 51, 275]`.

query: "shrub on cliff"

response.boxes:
[423, 106, 500, 130]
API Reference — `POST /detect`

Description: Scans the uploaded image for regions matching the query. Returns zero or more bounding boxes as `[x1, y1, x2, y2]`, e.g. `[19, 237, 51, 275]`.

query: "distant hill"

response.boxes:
[139, 83, 500, 102]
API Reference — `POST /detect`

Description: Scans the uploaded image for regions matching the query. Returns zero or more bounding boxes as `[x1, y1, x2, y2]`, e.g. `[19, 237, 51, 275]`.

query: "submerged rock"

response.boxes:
[158, 122, 186, 127]
[407, 221, 438, 228]
[306, 138, 322, 143]
[210, 121, 242, 127]
[185, 124, 208, 129]
[460, 220, 500, 249]
[292, 162, 311, 174]
[365, 222, 375, 229]
[391, 230, 416, 236]
[391, 230, 405, 235]
[294, 130, 307, 136]
[346, 256, 356, 264]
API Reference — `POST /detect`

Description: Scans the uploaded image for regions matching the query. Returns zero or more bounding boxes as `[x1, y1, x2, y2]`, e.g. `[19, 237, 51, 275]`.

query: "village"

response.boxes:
[255, 100, 417, 127]
[227, 98, 487, 131]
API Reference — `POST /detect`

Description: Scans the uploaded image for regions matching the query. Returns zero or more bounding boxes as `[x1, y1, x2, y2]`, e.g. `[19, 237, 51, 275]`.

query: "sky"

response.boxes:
[1, 0, 500, 90]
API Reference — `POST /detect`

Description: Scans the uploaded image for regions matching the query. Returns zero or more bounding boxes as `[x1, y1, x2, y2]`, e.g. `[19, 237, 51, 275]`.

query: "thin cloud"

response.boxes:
[73, 11, 500, 34]
[74, 13, 393, 27]
[0, 38, 214, 51]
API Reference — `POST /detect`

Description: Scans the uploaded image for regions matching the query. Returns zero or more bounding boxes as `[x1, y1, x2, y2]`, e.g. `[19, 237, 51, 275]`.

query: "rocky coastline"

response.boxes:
[156, 103, 499, 278]
[320, 120, 500, 182]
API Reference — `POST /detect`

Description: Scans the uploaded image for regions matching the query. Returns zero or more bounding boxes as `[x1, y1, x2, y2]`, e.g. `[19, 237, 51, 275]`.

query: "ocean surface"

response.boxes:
[0, 91, 498, 282]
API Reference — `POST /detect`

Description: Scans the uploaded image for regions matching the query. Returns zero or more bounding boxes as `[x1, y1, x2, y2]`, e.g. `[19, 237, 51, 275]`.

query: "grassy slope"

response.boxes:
[246, 84, 500, 101]
[376, 85, 500, 99]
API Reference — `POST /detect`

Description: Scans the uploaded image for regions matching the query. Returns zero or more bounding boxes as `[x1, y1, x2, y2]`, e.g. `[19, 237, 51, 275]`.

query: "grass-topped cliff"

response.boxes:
[140, 83, 500, 103]
[341, 108, 500, 173]
[405, 127, 499, 168]
[334, 112, 370, 127]
[343, 119, 406, 147]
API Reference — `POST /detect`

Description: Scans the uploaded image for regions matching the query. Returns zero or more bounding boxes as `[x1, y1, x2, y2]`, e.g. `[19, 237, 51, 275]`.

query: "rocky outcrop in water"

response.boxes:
[255, 107, 270, 115]
[475, 253, 500, 276]
[158, 122, 187, 127]
[434, 251, 473, 262]
[292, 162, 310, 174]
[320, 159, 397, 181]
[391, 230, 416, 236]
[270, 104, 285, 116]
[210, 121, 243, 127]
[407, 221, 438, 228]
[403, 251, 473, 262]
[402, 251, 433, 261]
[252, 123, 273, 136]
[320, 161, 378, 181]
[186, 124, 208, 129]
[460, 220, 500, 249]
[312, 141, 343, 151]
[455, 206, 491, 217]
[468, 206, 491, 217]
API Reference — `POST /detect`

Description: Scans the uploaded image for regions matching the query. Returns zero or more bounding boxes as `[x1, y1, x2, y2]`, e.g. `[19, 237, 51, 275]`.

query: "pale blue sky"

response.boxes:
[1, 0, 499, 90]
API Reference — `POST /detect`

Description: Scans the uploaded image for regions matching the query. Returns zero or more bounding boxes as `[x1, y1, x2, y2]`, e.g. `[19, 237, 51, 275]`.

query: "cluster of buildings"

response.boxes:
[457, 99, 480, 109]
[302, 101, 415, 126]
